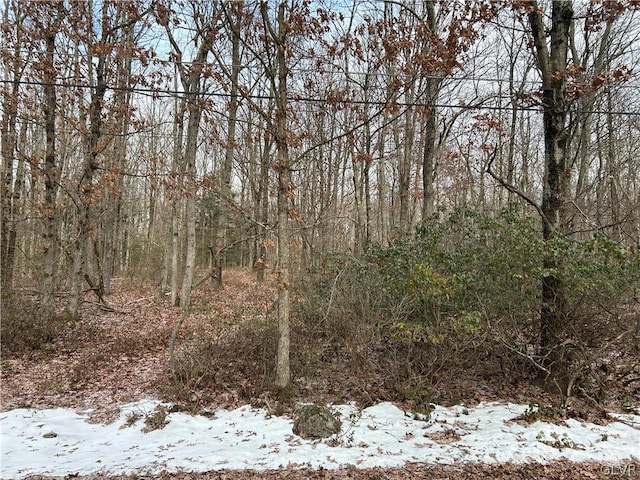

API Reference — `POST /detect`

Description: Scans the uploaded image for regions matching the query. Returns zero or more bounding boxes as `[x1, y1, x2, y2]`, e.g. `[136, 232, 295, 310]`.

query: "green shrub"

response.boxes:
[296, 205, 639, 403]
[373, 207, 638, 348]
[556, 234, 639, 315]
[367, 206, 544, 347]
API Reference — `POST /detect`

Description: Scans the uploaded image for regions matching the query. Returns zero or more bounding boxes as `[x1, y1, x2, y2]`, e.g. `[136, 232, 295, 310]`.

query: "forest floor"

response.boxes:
[1, 269, 639, 479]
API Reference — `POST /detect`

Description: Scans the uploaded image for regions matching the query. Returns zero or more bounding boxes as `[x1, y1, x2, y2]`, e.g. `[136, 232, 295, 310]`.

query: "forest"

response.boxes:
[1, 1, 640, 477]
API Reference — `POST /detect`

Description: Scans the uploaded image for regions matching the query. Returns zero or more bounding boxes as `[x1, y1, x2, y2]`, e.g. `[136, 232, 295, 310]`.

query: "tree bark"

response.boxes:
[179, 27, 216, 309]
[572, 18, 612, 237]
[255, 129, 272, 283]
[1, 6, 21, 294]
[421, 78, 440, 220]
[41, 13, 61, 308]
[398, 84, 415, 235]
[275, 5, 292, 390]
[212, 3, 242, 288]
[102, 8, 133, 295]
[261, 1, 292, 389]
[164, 8, 219, 379]
[170, 82, 184, 307]
[67, 51, 107, 318]
[527, 0, 574, 393]
[376, 105, 390, 246]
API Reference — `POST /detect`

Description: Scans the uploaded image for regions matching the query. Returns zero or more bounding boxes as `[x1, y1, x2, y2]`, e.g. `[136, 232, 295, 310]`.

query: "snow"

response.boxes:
[1, 400, 638, 479]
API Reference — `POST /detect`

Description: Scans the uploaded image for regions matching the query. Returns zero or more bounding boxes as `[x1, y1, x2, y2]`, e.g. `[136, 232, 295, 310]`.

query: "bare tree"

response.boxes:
[259, 1, 293, 389]
[1, 0, 28, 294]
[210, 1, 243, 288]
[158, 1, 219, 380]
[100, 4, 138, 295]
[41, 3, 64, 309]
[66, 1, 116, 317]
[159, 1, 218, 308]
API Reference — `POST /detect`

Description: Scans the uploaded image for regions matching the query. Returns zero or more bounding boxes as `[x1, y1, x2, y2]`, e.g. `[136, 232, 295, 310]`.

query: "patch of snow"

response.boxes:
[1, 401, 638, 479]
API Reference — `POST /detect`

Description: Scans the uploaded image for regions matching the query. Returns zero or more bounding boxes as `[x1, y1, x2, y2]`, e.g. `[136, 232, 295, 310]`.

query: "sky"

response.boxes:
[1, 399, 639, 478]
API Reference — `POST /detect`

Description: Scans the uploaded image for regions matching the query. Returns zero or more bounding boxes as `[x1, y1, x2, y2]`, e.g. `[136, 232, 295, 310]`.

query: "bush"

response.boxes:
[171, 317, 277, 398]
[360, 207, 546, 371]
[0, 294, 72, 354]
[295, 206, 640, 404]
[297, 253, 386, 338]
[555, 234, 639, 318]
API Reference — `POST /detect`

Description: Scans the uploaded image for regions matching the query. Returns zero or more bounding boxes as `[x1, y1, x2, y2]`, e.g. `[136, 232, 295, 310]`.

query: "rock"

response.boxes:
[292, 403, 342, 439]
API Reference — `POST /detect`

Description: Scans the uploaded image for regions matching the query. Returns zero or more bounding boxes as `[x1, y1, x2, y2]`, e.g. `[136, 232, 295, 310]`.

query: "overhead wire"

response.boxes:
[2, 48, 639, 91]
[2, 78, 639, 116]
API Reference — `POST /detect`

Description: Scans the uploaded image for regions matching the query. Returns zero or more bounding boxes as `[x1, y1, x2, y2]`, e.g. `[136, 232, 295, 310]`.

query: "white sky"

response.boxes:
[1, 400, 639, 478]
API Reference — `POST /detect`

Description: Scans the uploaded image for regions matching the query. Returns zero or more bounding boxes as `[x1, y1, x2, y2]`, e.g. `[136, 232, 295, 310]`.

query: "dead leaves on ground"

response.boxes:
[0, 269, 275, 417]
[20, 461, 640, 480]
[5, 270, 640, 479]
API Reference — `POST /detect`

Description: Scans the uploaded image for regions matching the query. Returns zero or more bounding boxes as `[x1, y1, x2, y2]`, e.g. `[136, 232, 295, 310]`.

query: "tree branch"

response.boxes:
[486, 147, 544, 218]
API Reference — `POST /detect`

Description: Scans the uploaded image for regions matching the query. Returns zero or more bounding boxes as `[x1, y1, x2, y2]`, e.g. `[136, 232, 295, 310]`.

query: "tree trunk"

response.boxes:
[261, 2, 292, 389]
[420, 2, 441, 221]
[212, 5, 241, 288]
[170, 89, 184, 307]
[421, 79, 440, 221]
[255, 133, 272, 284]
[67, 52, 108, 318]
[527, 0, 574, 393]
[605, 87, 621, 240]
[2, 122, 26, 295]
[398, 85, 415, 235]
[352, 140, 366, 255]
[164, 11, 218, 379]
[1, 19, 20, 294]
[275, 28, 292, 389]
[42, 25, 60, 308]
[179, 99, 202, 309]
[180, 48, 215, 308]
[353, 72, 373, 255]
[161, 12, 216, 309]
[376, 109, 390, 246]
[102, 11, 133, 295]
[572, 18, 612, 238]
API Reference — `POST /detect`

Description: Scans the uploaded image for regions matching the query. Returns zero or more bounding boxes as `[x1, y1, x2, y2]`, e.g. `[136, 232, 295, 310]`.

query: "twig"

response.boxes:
[169, 305, 191, 384]
[499, 338, 553, 376]
[83, 273, 106, 304]
[321, 268, 344, 326]
[126, 296, 157, 305]
[193, 270, 216, 289]
[575, 385, 608, 416]
[85, 300, 129, 314]
[485, 147, 546, 220]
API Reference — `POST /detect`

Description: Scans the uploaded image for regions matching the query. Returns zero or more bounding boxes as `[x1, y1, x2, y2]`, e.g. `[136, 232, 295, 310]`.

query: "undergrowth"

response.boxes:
[124, 208, 639, 416]
[0, 294, 73, 355]
[289, 206, 640, 411]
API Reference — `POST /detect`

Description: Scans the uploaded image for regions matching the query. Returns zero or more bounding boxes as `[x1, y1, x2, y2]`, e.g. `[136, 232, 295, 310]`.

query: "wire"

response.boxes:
[2, 78, 640, 116]
[3, 48, 639, 91]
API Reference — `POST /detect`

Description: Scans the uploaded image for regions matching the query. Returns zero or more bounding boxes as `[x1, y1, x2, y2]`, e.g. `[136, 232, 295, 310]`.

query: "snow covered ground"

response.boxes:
[1, 400, 638, 479]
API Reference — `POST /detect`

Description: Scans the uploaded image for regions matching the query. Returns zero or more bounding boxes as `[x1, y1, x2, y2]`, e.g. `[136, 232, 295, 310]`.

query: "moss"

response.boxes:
[292, 403, 342, 439]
